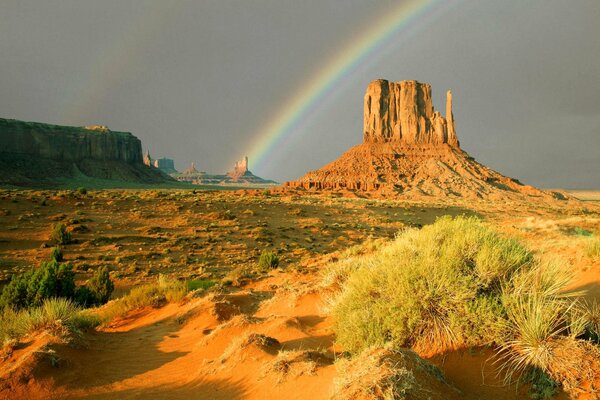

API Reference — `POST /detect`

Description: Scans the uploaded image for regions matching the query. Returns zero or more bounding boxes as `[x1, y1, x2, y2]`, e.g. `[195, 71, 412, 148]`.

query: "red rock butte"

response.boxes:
[285, 79, 562, 201]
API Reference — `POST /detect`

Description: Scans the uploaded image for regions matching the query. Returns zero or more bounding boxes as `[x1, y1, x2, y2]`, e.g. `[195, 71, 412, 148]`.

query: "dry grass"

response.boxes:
[1, 298, 99, 346]
[332, 346, 452, 400]
[96, 275, 187, 323]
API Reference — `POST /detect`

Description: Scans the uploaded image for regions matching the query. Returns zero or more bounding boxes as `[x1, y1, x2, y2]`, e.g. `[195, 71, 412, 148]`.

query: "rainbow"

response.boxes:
[247, 0, 459, 175]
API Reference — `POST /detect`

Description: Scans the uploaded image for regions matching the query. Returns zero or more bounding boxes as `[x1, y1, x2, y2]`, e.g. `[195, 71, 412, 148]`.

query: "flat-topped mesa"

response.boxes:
[363, 79, 459, 146]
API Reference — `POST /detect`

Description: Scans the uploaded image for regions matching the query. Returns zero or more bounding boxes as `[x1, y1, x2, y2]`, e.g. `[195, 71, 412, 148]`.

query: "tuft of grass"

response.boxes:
[332, 347, 428, 400]
[257, 250, 280, 271]
[585, 236, 600, 259]
[1, 298, 99, 345]
[187, 279, 216, 292]
[97, 275, 188, 323]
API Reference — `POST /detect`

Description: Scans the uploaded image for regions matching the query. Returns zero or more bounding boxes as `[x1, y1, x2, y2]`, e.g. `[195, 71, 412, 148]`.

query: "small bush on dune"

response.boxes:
[332, 216, 530, 354]
[0, 261, 114, 310]
[88, 266, 114, 304]
[257, 250, 280, 271]
[51, 223, 72, 245]
[0, 260, 77, 310]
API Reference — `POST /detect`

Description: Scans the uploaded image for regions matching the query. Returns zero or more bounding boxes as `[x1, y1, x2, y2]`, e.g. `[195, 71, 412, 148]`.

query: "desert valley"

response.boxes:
[1, 2, 600, 400]
[0, 78, 598, 400]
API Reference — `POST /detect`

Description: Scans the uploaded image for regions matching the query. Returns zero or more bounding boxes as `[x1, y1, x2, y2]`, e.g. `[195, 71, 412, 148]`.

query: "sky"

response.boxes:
[1, 0, 599, 189]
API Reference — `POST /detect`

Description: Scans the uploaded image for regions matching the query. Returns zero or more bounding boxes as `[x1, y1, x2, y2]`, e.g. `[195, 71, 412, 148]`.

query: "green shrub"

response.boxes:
[77, 187, 87, 195]
[50, 246, 63, 262]
[51, 223, 72, 245]
[187, 279, 216, 291]
[0, 260, 76, 310]
[258, 251, 280, 271]
[88, 266, 114, 305]
[331, 216, 530, 354]
[330, 216, 596, 395]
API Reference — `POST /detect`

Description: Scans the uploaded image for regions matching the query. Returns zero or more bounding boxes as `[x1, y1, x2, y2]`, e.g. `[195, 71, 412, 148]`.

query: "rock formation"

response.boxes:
[363, 80, 458, 146]
[174, 157, 276, 186]
[228, 156, 249, 180]
[0, 118, 173, 186]
[153, 157, 177, 174]
[143, 150, 153, 167]
[286, 79, 561, 201]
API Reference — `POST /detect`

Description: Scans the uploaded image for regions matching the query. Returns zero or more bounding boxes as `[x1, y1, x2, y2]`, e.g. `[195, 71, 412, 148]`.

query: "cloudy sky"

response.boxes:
[1, 0, 599, 188]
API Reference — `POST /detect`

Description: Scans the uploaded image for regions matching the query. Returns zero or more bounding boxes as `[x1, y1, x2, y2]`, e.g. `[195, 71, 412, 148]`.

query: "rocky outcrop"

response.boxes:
[228, 156, 249, 180]
[0, 118, 173, 186]
[0, 118, 143, 163]
[153, 157, 177, 174]
[363, 80, 458, 146]
[174, 157, 276, 186]
[286, 79, 561, 201]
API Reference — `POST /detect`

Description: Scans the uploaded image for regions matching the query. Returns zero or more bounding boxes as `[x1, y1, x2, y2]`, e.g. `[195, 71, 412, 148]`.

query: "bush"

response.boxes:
[329, 216, 597, 396]
[50, 246, 63, 262]
[0, 260, 114, 310]
[331, 216, 530, 354]
[0, 260, 76, 310]
[77, 187, 87, 195]
[258, 251, 280, 271]
[88, 266, 114, 305]
[51, 223, 72, 245]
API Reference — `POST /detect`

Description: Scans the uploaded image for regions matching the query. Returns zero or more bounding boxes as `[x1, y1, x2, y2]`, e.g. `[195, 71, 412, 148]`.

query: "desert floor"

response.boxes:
[0, 188, 598, 399]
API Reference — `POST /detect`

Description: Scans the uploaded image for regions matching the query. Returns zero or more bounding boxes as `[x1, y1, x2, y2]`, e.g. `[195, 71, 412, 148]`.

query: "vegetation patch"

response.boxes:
[329, 216, 599, 396]
[97, 275, 187, 323]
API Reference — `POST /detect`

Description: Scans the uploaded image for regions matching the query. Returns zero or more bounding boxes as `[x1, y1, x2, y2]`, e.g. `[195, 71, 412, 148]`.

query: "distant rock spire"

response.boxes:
[143, 149, 153, 167]
[446, 90, 458, 146]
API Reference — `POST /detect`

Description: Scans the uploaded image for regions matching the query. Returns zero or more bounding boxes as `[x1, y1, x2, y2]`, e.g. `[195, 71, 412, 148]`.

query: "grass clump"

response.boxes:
[98, 275, 187, 322]
[51, 222, 72, 245]
[257, 250, 280, 271]
[187, 279, 216, 292]
[1, 298, 99, 345]
[585, 236, 600, 259]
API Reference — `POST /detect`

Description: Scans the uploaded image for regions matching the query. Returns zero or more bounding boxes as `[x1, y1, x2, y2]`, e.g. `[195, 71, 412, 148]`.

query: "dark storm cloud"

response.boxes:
[1, 0, 598, 188]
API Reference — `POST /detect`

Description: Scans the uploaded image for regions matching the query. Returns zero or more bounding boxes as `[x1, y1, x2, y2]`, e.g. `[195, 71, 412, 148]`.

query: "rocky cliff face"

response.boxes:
[0, 118, 172, 186]
[0, 118, 143, 163]
[363, 80, 458, 146]
[286, 79, 562, 202]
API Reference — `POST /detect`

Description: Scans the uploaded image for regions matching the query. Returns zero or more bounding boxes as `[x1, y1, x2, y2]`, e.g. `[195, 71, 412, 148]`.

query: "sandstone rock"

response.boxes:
[143, 150, 153, 167]
[228, 156, 249, 180]
[286, 79, 557, 201]
[363, 79, 457, 146]
[153, 157, 177, 174]
[0, 117, 172, 186]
